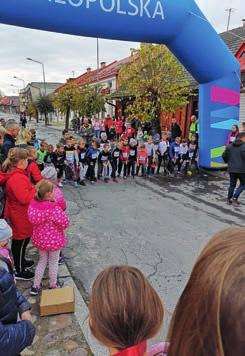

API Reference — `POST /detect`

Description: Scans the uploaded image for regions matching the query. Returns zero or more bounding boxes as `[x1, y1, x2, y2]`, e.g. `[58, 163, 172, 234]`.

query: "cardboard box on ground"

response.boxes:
[40, 287, 75, 317]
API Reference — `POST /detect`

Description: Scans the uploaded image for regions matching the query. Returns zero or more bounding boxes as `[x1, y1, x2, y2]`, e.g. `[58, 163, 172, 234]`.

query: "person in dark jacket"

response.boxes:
[1, 120, 19, 163]
[0, 219, 35, 355]
[80, 118, 94, 145]
[171, 117, 182, 142]
[222, 133, 245, 206]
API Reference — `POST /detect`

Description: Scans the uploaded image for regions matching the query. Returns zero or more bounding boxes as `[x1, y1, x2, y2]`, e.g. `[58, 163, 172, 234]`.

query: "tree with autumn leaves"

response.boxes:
[53, 82, 105, 130]
[118, 44, 191, 131]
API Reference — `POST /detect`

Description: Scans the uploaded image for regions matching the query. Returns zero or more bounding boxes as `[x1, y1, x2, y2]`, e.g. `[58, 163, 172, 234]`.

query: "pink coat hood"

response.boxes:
[28, 199, 70, 251]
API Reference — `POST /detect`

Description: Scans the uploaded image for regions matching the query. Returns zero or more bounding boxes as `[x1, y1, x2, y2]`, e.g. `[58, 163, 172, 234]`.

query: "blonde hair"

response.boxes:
[2, 147, 28, 172]
[16, 128, 32, 145]
[35, 179, 54, 201]
[168, 228, 245, 356]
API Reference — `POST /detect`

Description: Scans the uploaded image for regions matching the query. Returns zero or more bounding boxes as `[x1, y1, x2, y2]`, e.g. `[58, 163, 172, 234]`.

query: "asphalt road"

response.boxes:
[13, 120, 245, 342]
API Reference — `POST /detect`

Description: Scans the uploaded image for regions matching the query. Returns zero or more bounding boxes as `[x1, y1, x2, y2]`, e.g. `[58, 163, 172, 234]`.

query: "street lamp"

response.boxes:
[26, 57, 47, 95]
[13, 76, 26, 89]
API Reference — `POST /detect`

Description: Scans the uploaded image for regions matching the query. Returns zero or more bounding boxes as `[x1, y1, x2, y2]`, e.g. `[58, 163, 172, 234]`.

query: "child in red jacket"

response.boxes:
[26, 146, 42, 185]
[118, 139, 130, 179]
[136, 144, 148, 177]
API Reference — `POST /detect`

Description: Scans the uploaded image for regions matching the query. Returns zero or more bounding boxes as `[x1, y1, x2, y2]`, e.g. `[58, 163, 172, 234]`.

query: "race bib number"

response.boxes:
[114, 151, 120, 158]
[101, 155, 108, 161]
[130, 150, 135, 156]
[92, 153, 97, 159]
[230, 136, 236, 143]
[123, 152, 128, 158]
[80, 153, 86, 160]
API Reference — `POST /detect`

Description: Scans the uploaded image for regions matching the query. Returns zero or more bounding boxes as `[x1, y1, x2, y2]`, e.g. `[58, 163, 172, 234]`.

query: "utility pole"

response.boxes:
[226, 8, 236, 31]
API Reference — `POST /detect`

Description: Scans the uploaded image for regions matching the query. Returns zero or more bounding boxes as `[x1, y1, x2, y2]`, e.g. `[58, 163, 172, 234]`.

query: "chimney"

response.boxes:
[100, 62, 106, 67]
[87, 67, 92, 72]
[242, 19, 245, 27]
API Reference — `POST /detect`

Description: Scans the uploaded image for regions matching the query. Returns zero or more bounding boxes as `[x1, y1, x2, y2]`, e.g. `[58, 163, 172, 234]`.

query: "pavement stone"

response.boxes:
[17, 247, 91, 356]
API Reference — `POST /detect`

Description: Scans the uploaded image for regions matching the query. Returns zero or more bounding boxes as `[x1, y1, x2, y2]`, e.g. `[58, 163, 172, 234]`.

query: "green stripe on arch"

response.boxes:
[211, 146, 226, 159]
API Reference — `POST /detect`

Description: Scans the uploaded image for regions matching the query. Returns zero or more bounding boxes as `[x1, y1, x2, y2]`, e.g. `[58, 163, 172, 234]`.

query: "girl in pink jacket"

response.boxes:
[28, 180, 70, 296]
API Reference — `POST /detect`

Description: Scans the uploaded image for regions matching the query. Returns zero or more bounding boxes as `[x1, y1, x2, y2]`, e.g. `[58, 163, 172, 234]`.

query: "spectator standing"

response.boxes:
[103, 114, 113, 138]
[93, 117, 102, 139]
[226, 124, 239, 145]
[115, 117, 123, 140]
[188, 115, 198, 141]
[59, 129, 70, 145]
[0, 148, 35, 281]
[171, 117, 182, 142]
[80, 117, 94, 145]
[0, 220, 35, 355]
[1, 119, 19, 162]
[222, 133, 245, 206]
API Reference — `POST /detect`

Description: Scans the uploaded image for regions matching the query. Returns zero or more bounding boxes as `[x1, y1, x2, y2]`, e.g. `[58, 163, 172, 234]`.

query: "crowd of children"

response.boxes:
[28, 126, 199, 188]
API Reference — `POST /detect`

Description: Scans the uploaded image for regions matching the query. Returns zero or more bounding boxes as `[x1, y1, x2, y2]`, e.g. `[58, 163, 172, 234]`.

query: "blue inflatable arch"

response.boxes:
[0, 0, 240, 168]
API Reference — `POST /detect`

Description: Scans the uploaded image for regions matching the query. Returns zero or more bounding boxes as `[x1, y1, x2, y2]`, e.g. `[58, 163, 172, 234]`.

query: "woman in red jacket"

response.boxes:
[0, 147, 35, 281]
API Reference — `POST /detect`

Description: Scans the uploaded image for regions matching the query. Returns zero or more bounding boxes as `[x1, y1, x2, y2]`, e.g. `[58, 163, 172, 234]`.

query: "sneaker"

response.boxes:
[104, 178, 109, 183]
[227, 199, 233, 205]
[58, 255, 65, 265]
[30, 286, 41, 296]
[232, 199, 240, 207]
[62, 179, 67, 184]
[15, 270, 34, 281]
[74, 181, 78, 188]
[123, 176, 127, 179]
[49, 279, 64, 289]
[58, 182, 63, 188]
[113, 178, 118, 183]
[23, 260, 34, 270]
[79, 180, 86, 186]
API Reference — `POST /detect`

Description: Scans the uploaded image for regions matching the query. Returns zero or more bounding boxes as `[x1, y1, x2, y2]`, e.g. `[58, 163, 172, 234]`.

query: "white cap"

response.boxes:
[0, 219, 12, 242]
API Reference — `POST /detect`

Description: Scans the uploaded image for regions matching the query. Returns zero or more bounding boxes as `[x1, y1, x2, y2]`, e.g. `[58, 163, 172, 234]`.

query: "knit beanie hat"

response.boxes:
[0, 219, 12, 242]
[41, 166, 57, 183]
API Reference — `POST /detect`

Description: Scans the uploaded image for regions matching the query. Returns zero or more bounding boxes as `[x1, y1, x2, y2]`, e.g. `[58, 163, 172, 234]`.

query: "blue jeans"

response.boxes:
[95, 130, 101, 139]
[228, 173, 245, 200]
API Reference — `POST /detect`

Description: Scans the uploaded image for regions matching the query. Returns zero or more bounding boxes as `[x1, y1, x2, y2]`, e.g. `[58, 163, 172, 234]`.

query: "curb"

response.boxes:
[60, 262, 107, 356]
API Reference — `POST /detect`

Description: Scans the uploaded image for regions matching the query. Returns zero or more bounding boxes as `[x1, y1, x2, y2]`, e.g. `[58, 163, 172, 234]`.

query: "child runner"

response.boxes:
[26, 146, 42, 185]
[89, 265, 167, 356]
[44, 144, 56, 167]
[28, 180, 70, 296]
[86, 140, 99, 184]
[111, 141, 122, 183]
[77, 140, 88, 186]
[145, 136, 156, 176]
[170, 137, 181, 174]
[64, 138, 78, 187]
[98, 143, 111, 183]
[127, 139, 137, 178]
[118, 139, 130, 179]
[53, 143, 66, 188]
[36, 141, 47, 171]
[179, 139, 189, 174]
[187, 134, 199, 174]
[157, 132, 169, 175]
[136, 143, 148, 176]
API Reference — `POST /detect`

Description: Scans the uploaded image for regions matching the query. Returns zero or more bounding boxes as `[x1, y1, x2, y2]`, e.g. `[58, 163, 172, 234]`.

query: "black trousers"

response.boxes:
[127, 161, 136, 177]
[228, 173, 245, 200]
[118, 161, 127, 177]
[136, 164, 146, 176]
[12, 238, 30, 273]
[111, 160, 118, 179]
[157, 154, 169, 173]
[86, 161, 96, 181]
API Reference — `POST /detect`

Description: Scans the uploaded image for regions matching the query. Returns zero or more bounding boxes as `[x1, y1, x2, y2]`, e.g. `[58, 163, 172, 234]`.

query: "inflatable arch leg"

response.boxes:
[0, 0, 240, 168]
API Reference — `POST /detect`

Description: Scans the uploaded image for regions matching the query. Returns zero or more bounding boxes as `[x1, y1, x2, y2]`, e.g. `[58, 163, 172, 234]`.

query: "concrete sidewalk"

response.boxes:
[18, 245, 106, 356]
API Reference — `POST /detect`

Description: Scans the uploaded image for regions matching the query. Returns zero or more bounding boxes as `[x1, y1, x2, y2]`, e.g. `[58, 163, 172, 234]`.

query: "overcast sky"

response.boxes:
[0, 0, 244, 95]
